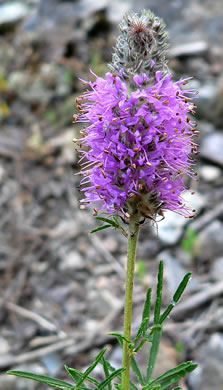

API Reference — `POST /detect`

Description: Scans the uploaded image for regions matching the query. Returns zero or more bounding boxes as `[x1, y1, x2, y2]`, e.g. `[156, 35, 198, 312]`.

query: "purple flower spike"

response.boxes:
[74, 71, 198, 220]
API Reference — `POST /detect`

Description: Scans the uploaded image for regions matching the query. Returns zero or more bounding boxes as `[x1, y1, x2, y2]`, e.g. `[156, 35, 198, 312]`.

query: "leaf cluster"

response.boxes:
[7, 262, 197, 390]
[90, 216, 127, 237]
[110, 262, 196, 389]
[7, 348, 124, 390]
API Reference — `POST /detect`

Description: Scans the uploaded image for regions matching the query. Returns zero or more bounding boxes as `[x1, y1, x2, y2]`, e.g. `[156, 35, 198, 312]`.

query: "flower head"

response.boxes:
[74, 70, 198, 220]
[109, 9, 169, 85]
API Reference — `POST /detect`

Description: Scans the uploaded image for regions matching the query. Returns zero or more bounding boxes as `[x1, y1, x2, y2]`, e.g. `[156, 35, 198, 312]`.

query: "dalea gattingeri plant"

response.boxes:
[8, 9, 198, 390]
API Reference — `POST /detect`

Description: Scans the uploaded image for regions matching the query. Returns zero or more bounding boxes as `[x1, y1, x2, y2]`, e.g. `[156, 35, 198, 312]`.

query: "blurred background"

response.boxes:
[0, 0, 223, 389]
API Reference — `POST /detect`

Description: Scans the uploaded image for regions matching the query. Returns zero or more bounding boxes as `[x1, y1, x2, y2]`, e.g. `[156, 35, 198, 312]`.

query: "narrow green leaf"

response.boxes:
[90, 224, 111, 234]
[129, 380, 139, 390]
[146, 328, 162, 381]
[142, 288, 152, 335]
[142, 384, 161, 390]
[159, 303, 173, 325]
[97, 368, 125, 390]
[100, 358, 137, 390]
[64, 366, 85, 386]
[142, 385, 161, 390]
[101, 357, 111, 390]
[95, 216, 119, 228]
[149, 361, 194, 386]
[158, 364, 197, 390]
[133, 339, 146, 354]
[159, 272, 191, 325]
[133, 317, 149, 344]
[99, 358, 121, 377]
[75, 348, 106, 388]
[154, 261, 163, 324]
[112, 216, 120, 226]
[141, 334, 153, 344]
[99, 358, 117, 373]
[173, 273, 191, 303]
[7, 371, 73, 389]
[114, 384, 123, 390]
[172, 387, 182, 390]
[150, 324, 162, 334]
[64, 366, 99, 386]
[108, 332, 131, 346]
[134, 288, 152, 346]
[144, 324, 161, 339]
[134, 323, 162, 354]
[134, 324, 161, 353]
[131, 356, 145, 386]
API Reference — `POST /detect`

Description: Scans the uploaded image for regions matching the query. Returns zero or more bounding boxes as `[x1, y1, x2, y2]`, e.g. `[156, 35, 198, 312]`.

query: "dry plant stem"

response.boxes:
[122, 216, 140, 390]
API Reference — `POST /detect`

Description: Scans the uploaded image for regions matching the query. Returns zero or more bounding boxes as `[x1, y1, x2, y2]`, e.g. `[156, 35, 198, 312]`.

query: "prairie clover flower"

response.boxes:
[74, 71, 197, 219]
[74, 10, 198, 220]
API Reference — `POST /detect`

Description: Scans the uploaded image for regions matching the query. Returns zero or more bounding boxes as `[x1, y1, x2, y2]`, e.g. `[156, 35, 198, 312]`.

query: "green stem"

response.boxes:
[121, 216, 140, 390]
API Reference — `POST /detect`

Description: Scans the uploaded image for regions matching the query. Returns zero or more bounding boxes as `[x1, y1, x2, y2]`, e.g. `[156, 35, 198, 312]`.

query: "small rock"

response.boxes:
[11, 363, 45, 390]
[153, 339, 179, 379]
[198, 121, 216, 136]
[84, 319, 100, 333]
[0, 374, 17, 390]
[138, 236, 160, 260]
[108, 1, 131, 23]
[0, 165, 6, 184]
[188, 365, 204, 390]
[78, 0, 131, 25]
[8, 71, 52, 104]
[0, 2, 28, 30]
[51, 220, 81, 239]
[196, 220, 223, 261]
[158, 251, 191, 296]
[188, 333, 223, 390]
[41, 353, 62, 376]
[0, 337, 10, 355]
[47, 284, 73, 304]
[88, 289, 117, 319]
[79, 0, 109, 16]
[195, 82, 217, 121]
[169, 40, 208, 58]
[200, 132, 223, 167]
[103, 236, 118, 253]
[200, 165, 222, 182]
[8, 65, 70, 104]
[136, 338, 178, 379]
[212, 74, 223, 126]
[174, 246, 193, 267]
[59, 251, 85, 271]
[183, 191, 205, 212]
[108, 344, 122, 370]
[157, 212, 187, 245]
[157, 191, 204, 245]
[210, 257, 223, 281]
